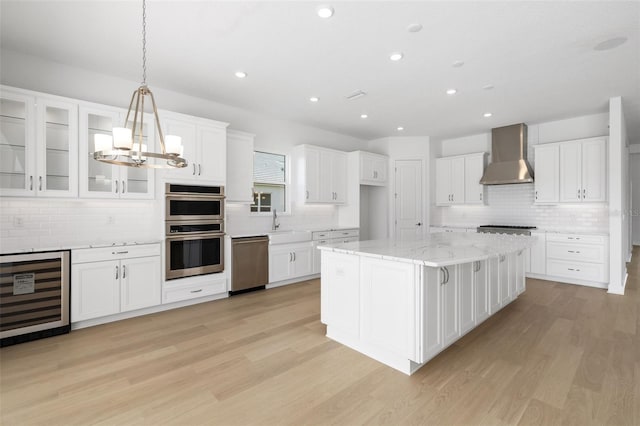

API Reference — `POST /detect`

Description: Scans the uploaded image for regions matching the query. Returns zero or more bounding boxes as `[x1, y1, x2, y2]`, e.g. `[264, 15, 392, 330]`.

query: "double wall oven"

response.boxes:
[165, 184, 225, 280]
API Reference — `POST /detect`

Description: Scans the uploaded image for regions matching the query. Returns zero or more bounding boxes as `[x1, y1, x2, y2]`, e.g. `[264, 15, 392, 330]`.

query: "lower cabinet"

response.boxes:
[312, 229, 359, 274]
[71, 243, 161, 322]
[162, 274, 227, 304]
[441, 265, 460, 347]
[269, 241, 314, 283]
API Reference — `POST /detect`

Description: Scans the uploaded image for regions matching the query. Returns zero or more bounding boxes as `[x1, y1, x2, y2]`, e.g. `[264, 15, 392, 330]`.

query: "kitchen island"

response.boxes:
[317, 232, 534, 375]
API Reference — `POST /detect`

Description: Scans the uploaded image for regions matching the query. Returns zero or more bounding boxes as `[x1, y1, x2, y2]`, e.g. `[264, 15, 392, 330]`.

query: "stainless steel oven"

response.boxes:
[165, 184, 225, 280]
[165, 183, 224, 221]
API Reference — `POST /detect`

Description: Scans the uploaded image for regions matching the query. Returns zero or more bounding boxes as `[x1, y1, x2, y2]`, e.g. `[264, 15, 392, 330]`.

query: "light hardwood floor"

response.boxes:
[1, 248, 639, 425]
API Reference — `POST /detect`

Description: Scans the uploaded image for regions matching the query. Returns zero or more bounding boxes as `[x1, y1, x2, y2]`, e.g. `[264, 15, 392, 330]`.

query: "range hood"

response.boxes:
[479, 123, 534, 185]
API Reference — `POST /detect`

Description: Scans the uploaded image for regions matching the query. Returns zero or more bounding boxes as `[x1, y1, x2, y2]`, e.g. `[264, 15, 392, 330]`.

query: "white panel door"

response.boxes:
[534, 144, 559, 203]
[464, 155, 485, 204]
[320, 251, 360, 336]
[198, 125, 226, 183]
[71, 260, 120, 322]
[304, 147, 321, 202]
[226, 131, 254, 203]
[269, 245, 292, 282]
[395, 160, 423, 239]
[162, 116, 198, 180]
[442, 265, 460, 346]
[450, 157, 465, 204]
[121, 256, 161, 312]
[458, 263, 475, 335]
[581, 138, 607, 202]
[291, 244, 314, 278]
[529, 231, 547, 275]
[331, 151, 347, 203]
[318, 150, 334, 202]
[559, 141, 582, 202]
[474, 260, 489, 324]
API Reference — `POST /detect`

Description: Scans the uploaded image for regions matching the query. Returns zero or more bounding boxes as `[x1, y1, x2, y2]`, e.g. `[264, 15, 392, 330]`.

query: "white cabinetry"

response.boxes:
[526, 231, 547, 276]
[71, 243, 161, 322]
[78, 103, 155, 199]
[559, 138, 607, 203]
[533, 144, 559, 203]
[463, 153, 487, 204]
[429, 226, 472, 233]
[226, 129, 255, 203]
[545, 233, 609, 286]
[441, 265, 459, 346]
[359, 151, 388, 186]
[436, 152, 487, 206]
[0, 87, 78, 197]
[269, 241, 314, 283]
[312, 229, 359, 274]
[295, 145, 347, 204]
[161, 111, 228, 184]
[320, 251, 360, 337]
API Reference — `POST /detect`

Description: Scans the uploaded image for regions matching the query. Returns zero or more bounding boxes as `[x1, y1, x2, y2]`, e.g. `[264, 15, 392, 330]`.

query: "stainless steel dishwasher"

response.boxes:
[230, 236, 269, 295]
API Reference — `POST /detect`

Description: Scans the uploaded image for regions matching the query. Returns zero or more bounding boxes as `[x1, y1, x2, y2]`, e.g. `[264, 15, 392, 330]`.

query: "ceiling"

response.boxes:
[1, 1, 639, 142]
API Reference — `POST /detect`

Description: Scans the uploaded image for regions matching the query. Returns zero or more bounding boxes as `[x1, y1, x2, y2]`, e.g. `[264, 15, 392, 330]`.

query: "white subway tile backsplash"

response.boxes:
[431, 183, 609, 233]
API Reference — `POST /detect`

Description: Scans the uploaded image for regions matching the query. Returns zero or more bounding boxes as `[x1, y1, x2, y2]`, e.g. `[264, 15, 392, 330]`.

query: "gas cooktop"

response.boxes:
[477, 225, 537, 235]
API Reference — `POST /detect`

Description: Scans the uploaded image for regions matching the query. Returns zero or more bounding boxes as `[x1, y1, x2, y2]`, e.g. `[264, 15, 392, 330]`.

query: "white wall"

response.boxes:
[632, 152, 640, 245]
[0, 49, 369, 249]
[431, 113, 610, 233]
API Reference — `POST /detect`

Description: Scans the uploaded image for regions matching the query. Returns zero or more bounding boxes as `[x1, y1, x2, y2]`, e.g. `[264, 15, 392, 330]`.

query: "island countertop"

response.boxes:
[317, 232, 534, 267]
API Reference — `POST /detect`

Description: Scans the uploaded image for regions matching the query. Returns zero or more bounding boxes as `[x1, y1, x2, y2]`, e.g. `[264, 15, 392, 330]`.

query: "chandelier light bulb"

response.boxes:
[113, 127, 133, 149]
[94, 133, 113, 153]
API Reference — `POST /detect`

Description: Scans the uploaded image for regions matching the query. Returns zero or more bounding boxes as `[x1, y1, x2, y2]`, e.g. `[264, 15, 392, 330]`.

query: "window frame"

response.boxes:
[250, 150, 290, 216]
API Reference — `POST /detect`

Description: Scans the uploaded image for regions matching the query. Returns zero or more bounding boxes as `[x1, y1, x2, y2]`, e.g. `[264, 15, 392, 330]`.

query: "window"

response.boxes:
[251, 151, 286, 213]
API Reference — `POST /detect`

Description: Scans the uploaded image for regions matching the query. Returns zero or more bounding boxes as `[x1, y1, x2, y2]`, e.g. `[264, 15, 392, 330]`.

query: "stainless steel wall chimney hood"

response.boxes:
[479, 123, 534, 185]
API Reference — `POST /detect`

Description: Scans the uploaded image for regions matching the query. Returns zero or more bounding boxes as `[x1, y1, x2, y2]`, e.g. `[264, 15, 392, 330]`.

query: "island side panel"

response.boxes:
[320, 250, 360, 339]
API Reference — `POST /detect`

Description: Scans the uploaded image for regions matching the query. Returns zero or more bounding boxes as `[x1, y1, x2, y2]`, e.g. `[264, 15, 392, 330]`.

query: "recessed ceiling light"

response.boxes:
[309, 97, 319, 102]
[389, 52, 404, 61]
[235, 71, 247, 78]
[483, 112, 493, 118]
[317, 6, 334, 18]
[446, 89, 457, 95]
[452, 60, 464, 68]
[397, 126, 404, 131]
[407, 23, 423, 33]
[482, 84, 494, 90]
[360, 114, 368, 119]
[594, 36, 627, 51]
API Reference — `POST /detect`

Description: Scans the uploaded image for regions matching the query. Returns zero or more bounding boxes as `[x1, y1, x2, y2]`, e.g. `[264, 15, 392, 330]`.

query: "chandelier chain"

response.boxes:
[141, 0, 147, 85]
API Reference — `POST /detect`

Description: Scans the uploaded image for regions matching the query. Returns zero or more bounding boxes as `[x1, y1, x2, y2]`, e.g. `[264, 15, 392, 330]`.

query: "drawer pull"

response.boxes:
[112, 251, 129, 255]
[190, 289, 203, 293]
[567, 250, 581, 254]
[567, 268, 581, 272]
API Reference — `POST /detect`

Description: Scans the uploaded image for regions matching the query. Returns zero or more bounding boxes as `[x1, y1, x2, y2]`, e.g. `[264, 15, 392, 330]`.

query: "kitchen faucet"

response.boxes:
[272, 209, 280, 231]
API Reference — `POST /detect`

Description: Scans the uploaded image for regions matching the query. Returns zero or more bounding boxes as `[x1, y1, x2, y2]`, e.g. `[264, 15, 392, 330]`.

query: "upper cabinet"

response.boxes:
[358, 151, 388, 186]
[436, 153, 486, 206]
[533, 144, 559, 203]
[534, 137, 607, 205]
[226, 129, 255, 203]
[78, 103, 155, 199]
[160, 111, 228, 184]
[0, 87, 78, 197]
[294, 145, 347, 204]
[559, 138, 607, 203]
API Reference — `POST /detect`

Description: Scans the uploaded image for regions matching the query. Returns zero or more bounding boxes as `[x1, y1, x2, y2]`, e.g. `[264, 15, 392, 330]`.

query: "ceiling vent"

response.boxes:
[346, 90, 367, 100]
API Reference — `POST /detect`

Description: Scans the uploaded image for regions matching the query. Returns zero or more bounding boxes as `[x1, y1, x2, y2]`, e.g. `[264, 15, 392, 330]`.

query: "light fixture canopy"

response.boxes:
[389, 52, 404, 61]
[317, 5, 334, 18]
[94, 0, 186, 169]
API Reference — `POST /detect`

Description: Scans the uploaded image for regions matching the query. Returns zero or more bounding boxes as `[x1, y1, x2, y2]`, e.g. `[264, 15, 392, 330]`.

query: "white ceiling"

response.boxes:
[1, 1, 639, 142]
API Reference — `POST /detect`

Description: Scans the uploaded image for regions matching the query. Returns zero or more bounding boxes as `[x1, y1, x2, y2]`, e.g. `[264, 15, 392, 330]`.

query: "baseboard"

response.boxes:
[607, 273, 627, 296]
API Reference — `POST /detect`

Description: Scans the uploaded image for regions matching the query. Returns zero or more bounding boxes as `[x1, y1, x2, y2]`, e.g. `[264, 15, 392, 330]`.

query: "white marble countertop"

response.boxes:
[431, 224, 609, 236]
[317, 233, 535, 267]
[1, 240, 162, 255]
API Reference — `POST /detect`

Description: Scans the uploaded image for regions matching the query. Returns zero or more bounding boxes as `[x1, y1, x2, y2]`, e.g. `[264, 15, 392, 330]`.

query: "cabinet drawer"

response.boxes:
[72, 244, 161, 263]
[340, 236, 359, 243]
[329, 229, 359, 239]
[546, 259, 606, 283]
[312, 231, 331, 240]
[546, 233, 606, 245]
[162, 277, 227, 304]
[547, 242, 605, 263]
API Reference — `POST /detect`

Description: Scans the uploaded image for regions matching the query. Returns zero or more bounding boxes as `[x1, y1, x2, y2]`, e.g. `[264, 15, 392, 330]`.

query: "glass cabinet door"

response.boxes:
[119, 111, 155, 199]
[0, 92, 35, 195]
[37, 98, 78, 197]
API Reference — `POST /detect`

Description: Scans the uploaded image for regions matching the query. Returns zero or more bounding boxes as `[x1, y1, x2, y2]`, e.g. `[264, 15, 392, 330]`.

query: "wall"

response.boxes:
[0, 49, 367, 250]
[431, 113, 610, 233]
[632, 152, 640, 245]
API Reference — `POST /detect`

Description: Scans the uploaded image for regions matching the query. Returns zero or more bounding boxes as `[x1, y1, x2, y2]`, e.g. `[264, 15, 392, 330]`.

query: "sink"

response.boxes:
[267, 230, 312, 244]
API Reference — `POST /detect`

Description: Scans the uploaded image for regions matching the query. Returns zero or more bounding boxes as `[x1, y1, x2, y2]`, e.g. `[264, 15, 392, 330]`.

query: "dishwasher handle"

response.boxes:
[232, 236, 269, 245]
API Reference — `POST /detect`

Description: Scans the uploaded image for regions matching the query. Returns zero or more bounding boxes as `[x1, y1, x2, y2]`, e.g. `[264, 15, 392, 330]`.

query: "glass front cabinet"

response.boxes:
[0, 88, 78, 197]
[78, 103, 156, 199]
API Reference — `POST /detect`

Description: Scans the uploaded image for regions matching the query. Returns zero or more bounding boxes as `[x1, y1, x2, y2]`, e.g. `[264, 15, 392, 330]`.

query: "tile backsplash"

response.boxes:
[0, 198, 161, 252]
[431, 183, 609, 233]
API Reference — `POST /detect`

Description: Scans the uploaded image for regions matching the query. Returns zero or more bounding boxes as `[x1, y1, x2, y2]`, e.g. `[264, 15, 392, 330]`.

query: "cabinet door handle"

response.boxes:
[38, 176, 42, 191]
[568, 268, 580, 272]
[293, 252, 296, 261]
[289, 252, 292, 262]
[583, 188, 586, 199]
[190, 289, 203, 293]
[577, 188, 581, 199]
[192, 164, 196, 175]
[198, 164, 202, 176]
[112, 251, 129, 255]
[115, 180, 119, 194]
[115, 265, 119, 280]
[499, 255, 505, 262]
[29, 175, 33, 191]
[535, 190, 538, 200]
[480, 193, 483, 201]
[440, 267, 446, 284]
[306, 190, 309, 200]
[122, 180, 126, 194]
[122, 265, 126, 279]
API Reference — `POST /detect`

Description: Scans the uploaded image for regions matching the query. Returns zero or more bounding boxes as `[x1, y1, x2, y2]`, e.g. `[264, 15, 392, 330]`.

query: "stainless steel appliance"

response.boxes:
[230, 236, 269, 294]
[479, 123, 534, 185]
[477, 225, 536, 236]
[165, 183, 224, 221]
[0, 250, 70, 346]
[165, 184, 225, 280]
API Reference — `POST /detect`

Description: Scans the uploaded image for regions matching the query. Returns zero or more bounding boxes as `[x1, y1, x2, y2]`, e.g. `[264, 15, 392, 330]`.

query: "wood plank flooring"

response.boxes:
[1, 248, 639, 425]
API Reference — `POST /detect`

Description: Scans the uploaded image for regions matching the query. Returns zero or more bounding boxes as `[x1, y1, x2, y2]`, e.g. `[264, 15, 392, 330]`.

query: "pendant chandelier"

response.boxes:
[94, 0, 187, 169]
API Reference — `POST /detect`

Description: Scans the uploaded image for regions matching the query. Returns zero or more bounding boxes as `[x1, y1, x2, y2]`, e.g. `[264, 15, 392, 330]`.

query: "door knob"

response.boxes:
[416, 222, 422, 226]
